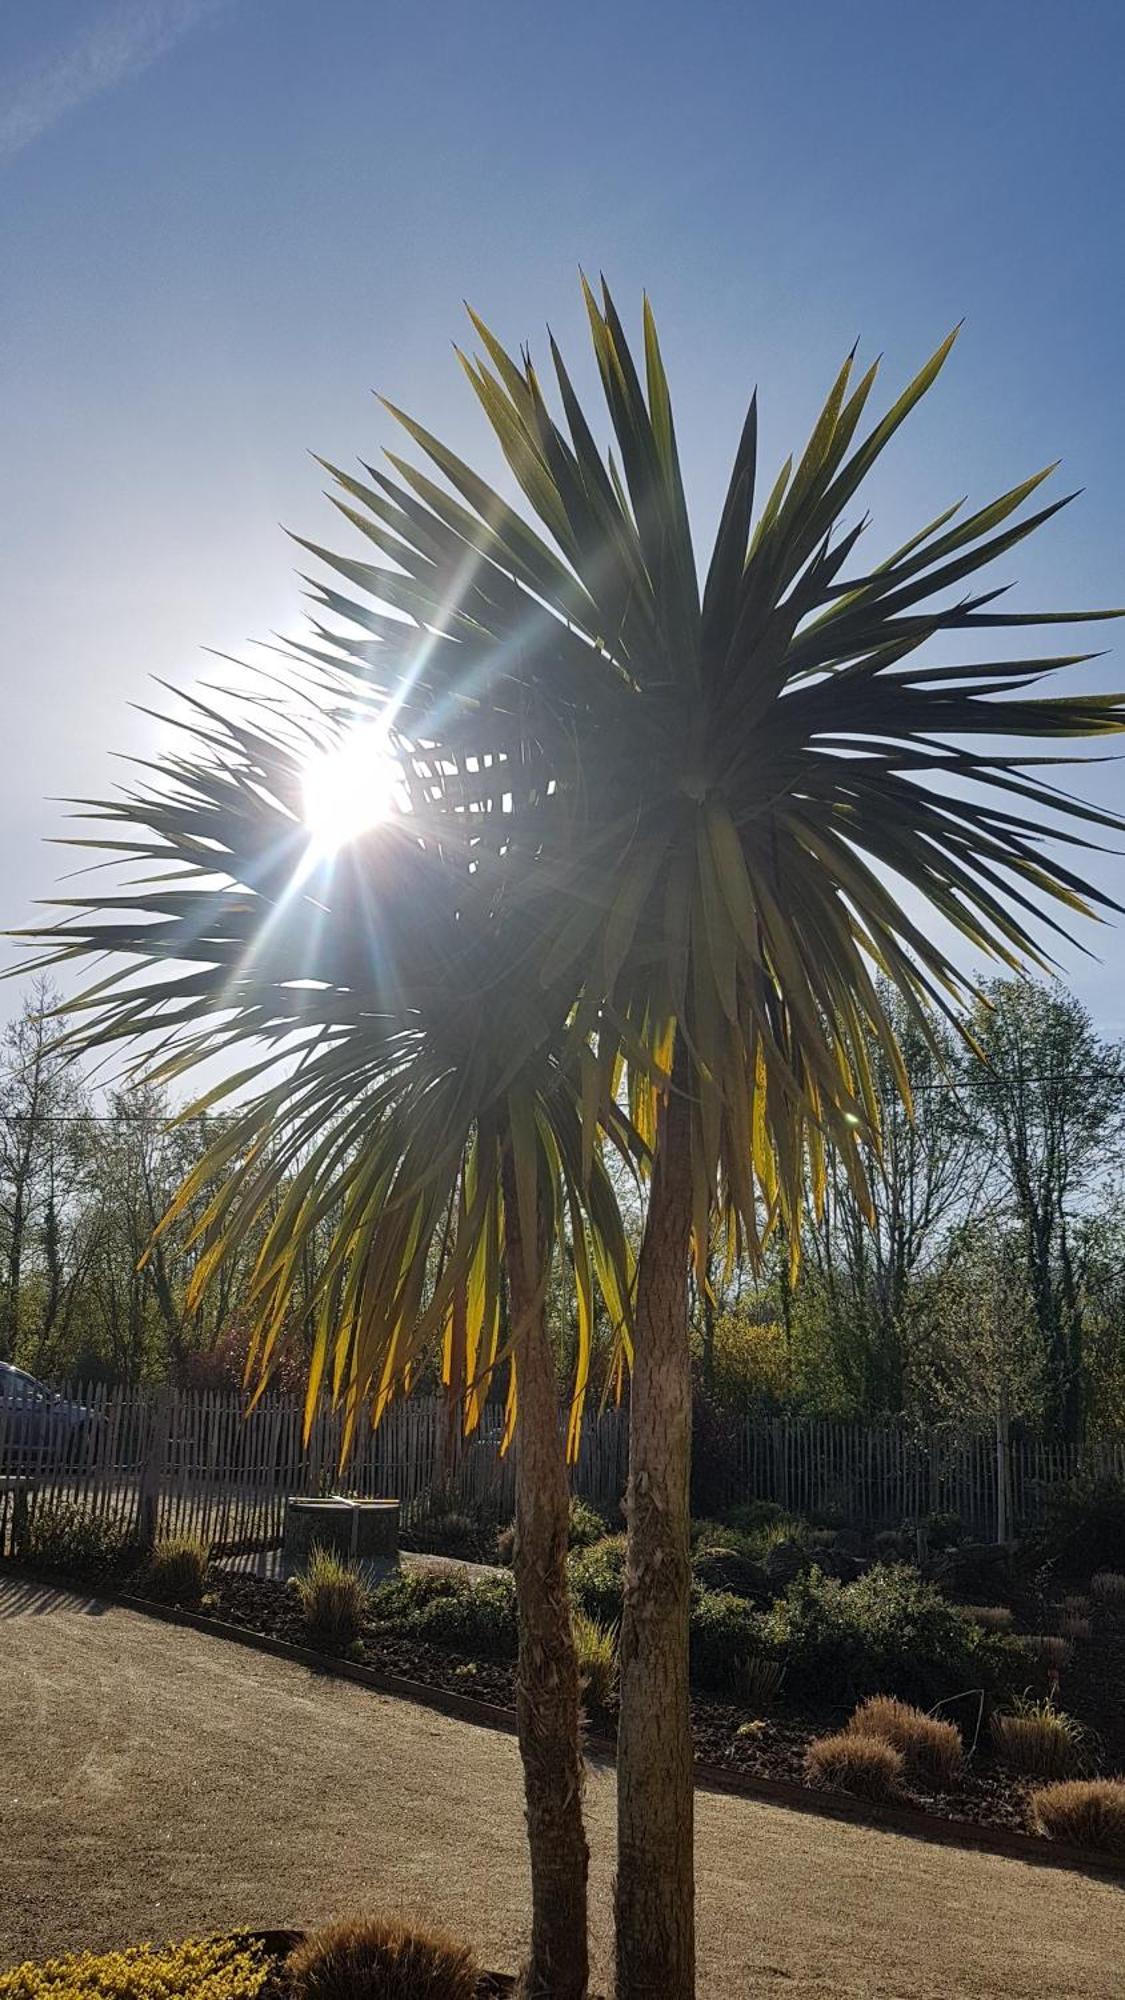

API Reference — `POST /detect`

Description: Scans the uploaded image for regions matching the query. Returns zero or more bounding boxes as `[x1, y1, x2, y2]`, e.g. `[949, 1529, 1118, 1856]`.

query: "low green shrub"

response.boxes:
[368, 1564, 465, 1627]
[573, 1609, 618, 1720]
[569, 1496, 611, 1549]
[691, 1590, 762, 1693]
[1029, 1779, 1125, 1853]
[295, 1546, 371, 1648]
[918, 1510, 966, 1551]
[286, 1917, 479, 2000]
[410, 1573, 518, 1661]
[0, 1935, 269, 2000]
[401, 1503, 489, 1562]
[765, 1563, 1019, 1706]
[804, 1730, 904, 1800]
[691, 1542, 768, 1600]
[143, 1532, 210, 1606]
[23, 1500, 139, 1582]
[1038, 1474, 1125, 1573]
[567, 1534, 627, 1623]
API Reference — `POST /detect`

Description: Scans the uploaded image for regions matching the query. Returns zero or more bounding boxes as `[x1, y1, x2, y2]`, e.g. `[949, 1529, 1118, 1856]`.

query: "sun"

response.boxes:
[302, 730, 404, 855]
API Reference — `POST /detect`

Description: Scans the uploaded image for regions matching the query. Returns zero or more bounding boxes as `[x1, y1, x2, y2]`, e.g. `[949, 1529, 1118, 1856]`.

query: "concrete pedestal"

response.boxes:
[281, 1495, 399, 1577]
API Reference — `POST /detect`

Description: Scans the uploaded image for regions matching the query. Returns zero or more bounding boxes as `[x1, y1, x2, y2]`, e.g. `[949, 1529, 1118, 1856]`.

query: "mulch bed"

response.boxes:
[209, 1570, 1036, 1837]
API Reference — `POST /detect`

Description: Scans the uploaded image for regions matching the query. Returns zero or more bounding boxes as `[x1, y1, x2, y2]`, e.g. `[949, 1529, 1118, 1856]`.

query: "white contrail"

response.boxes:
[0, 0, 234, 161]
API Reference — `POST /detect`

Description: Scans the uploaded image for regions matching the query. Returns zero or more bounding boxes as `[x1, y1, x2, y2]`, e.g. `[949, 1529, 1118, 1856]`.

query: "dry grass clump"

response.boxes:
[1091, 1570, 1125, 1603]
[286, 1919, 479, 2000]
[804, 1730, 905, 1801]
[144, 1531, 210, 1605]
[1059, 1612, 1092, 1642]
[572, 1609, 618, 1720]
[294, 1545, 371, 1647]
[848, 1694, 964, 1787]
[1060, 1593, 1091, 1616]
[1029, 1779, 1125, 1854]
[956, 1602, 1013, 1632]
[991, 1699, 1088, 1778]
[1023, 1632, 1072, 1674]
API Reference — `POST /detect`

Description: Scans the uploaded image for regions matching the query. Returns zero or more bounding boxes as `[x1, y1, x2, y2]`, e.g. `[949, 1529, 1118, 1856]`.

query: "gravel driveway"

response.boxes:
[2, 1575, 1122, 1996]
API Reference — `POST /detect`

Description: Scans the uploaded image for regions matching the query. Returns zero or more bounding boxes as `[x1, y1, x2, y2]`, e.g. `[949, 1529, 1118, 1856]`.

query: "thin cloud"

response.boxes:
[0, 0, 232, 161]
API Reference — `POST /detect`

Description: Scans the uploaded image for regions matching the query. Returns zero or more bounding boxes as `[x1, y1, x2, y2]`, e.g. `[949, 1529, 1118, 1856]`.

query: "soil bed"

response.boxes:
[210, 1569, 1039, 1838]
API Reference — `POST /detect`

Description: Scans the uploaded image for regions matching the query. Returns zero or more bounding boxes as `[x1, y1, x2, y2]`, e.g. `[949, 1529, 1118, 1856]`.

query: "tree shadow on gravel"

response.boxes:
[0, 1571, 110, 1618]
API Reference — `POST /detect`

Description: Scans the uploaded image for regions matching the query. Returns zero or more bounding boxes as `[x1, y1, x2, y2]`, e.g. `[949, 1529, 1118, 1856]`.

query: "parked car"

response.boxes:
[0, 1365, 97, 1472]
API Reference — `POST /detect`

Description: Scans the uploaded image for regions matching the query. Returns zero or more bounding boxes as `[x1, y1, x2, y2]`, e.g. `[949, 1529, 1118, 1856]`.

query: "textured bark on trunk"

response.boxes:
[615, 1052, 695, 2000]
[502, 1149, 590, 2000]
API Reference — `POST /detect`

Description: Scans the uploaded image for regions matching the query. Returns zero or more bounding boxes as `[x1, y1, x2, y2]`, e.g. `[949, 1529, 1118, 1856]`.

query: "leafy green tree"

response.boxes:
[965, 979, 1125, 1440]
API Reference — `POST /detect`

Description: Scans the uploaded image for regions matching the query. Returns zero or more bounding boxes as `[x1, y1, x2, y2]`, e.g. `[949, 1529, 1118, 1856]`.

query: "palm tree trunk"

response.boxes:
[615, 1049, 695, 2000]
[502, 1148, 590, 2000]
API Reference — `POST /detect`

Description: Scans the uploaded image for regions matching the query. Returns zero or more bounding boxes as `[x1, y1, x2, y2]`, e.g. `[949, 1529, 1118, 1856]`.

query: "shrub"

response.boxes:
[804, 1731, 905, 1801]
[691, 1542, 768, 1600]
[848, 1695, 963, 1787]
[991, 1699, 1089, 1777]
[569, 1496, 610, 1549]
[286, 1918, 478, 2000]
[919, 1510, 965, 1551]
[690, 1589, 766, 1693]
[402, 1505, 486, 1562]
[412, 1573, 518, 1660]
[956, 1603, 1013, 1632]
[767, 1564, 1013, 1707]
[1039, 1474, 1125, 1573]
[873, 1528, 913, 1562]
[572, 1610, 617, 1721]
[1029, 1779, 1125, 1854]
[369, 1565, 464, 1626]
[0, 1935, 268, 2000]
[1091, 1569, 1125, 1602]
[295, 1546, 371, 1647]
[743, 1652, 786, 1708]
[144, 1532, 210, 1605]
[567, 1534, 626, 1623]
[23, 1500, 138, 1582]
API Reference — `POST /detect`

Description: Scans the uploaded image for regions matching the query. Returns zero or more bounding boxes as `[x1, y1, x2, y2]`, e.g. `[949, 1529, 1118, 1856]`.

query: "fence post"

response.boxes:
[138, 1384, 170, 1548]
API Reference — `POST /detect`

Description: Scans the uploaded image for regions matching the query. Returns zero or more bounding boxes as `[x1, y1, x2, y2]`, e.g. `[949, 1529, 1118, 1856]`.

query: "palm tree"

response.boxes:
[20, 694, 635, 2000]
[20, 283, 1124, 1999]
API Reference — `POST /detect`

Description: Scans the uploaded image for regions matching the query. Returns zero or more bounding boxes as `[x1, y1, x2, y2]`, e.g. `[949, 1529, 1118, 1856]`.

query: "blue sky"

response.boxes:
[4, 0, 1125, 1031]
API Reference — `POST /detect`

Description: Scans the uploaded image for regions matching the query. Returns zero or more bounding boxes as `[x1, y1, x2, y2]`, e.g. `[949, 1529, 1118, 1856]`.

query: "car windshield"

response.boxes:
[0, 1366, 51, 1405]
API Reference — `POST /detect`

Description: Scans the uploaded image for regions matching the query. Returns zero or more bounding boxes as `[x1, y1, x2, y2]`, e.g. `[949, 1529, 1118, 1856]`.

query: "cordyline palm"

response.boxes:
[20, 694, 636, 2000]
[19, 281, 1125, 2000]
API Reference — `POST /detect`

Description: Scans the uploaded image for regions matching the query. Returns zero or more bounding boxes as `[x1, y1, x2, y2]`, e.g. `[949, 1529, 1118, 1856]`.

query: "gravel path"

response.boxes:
[3, 1575, 1122, 1996]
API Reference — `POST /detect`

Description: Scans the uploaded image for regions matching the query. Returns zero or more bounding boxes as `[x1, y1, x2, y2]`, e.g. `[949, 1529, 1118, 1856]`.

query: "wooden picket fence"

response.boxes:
[1, 1381, 1122, 1559]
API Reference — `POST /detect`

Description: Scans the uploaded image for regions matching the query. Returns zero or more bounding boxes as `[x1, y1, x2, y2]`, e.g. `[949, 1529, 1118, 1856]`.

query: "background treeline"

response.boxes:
[2, 976, 1124, 1444]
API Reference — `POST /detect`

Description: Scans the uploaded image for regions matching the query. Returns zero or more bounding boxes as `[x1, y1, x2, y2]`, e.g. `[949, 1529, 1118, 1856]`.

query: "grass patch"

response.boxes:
[848, 1694, 963, 1787]
[143, 1532, 210, 1606]
[804, 1730, 905, 1801]
[572, 1609, 617, 1720]
[991, 1699, 1089, 1778]
[294, 1545, 370, 1648]
[285, 1918, 479, 2000]
[1029, 1779, 1125, 1854]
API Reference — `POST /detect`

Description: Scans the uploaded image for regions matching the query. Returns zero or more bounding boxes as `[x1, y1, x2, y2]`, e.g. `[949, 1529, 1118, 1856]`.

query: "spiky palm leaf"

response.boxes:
[278, 282, 1125, 1274]
[19, 695, 636, 1453]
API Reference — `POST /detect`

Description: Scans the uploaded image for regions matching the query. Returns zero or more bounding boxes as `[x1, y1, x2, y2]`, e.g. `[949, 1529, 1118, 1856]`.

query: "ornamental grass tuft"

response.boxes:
[285, 1917, 479, 2000]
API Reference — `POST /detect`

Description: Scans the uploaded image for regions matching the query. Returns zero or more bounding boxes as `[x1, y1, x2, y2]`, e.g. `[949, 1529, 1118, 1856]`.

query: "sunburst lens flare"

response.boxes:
[302, 731, 405, 855]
